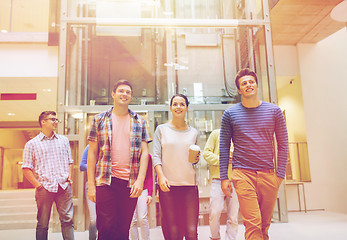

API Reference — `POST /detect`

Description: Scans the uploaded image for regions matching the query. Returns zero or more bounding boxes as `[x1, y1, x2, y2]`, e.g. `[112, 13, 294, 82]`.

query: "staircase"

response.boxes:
[0, 189, 37, 230]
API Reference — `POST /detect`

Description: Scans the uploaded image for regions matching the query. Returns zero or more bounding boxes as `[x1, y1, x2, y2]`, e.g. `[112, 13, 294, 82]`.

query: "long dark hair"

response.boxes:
[170, 94, 189, 107]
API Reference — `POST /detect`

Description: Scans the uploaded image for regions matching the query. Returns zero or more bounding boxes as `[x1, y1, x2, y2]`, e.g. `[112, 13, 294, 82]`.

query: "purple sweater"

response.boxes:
[220, 102, 288, 179]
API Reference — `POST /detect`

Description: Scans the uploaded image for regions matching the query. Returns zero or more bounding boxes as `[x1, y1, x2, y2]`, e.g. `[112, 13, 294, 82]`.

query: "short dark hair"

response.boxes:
[235, 68, 258, 90]
[170, 94, 189, 107]
[113, 79, 133, 94]
[39, 111, 56, 127]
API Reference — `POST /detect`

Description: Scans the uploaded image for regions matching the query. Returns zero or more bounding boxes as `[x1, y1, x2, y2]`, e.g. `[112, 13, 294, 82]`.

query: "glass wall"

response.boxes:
[60, 0, 271, 107]
[64, 24, 270, 104]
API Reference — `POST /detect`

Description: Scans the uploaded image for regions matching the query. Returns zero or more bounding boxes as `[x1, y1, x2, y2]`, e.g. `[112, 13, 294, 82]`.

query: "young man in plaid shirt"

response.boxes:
[22, 111, 74, 240]
[87, 80, 151, 240]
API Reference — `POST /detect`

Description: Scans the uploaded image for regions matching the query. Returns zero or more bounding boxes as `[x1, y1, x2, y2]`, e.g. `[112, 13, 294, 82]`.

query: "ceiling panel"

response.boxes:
[270, 0, 345, 45]
[0, 77, 57, 122]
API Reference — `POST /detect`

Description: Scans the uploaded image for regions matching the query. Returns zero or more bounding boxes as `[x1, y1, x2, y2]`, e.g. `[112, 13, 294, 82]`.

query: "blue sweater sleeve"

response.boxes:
[274, 108, 289, 179]
[219, 109, 233, 180]
[79, 145, 89, 172]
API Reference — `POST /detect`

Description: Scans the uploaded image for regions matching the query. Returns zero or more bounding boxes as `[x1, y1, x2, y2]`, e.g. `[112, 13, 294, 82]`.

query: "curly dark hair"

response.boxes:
[235, 68, 258, 90]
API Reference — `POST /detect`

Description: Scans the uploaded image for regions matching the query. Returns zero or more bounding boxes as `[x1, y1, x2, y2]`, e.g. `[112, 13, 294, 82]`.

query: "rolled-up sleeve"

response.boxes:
[88, 117, 98, 142]
[65, 137, 74, 165]
[22, 142, 34, 169]
[142, 117, 152, 143]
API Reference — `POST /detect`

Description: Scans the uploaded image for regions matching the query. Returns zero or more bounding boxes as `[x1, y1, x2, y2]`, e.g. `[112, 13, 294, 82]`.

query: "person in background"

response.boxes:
[203, 129, 239, 240]
[87, 80, 151, 240]
[219, 68, 288, 240]
[129, 155, 153, 240]
[22, 111, 74, 240]
[153, 94, 200, 240]
[79, 145, 97, 240]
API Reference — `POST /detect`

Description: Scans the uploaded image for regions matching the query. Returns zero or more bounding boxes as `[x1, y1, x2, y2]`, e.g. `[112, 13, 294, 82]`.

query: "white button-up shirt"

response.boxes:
[22, 132, 74, 192]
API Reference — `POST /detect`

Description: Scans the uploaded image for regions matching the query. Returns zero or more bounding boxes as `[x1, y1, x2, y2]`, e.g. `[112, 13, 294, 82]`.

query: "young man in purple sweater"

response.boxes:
[219, 68, 288, 240]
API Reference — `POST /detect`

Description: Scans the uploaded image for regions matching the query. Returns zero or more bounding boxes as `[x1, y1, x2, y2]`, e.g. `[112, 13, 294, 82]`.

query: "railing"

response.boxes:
[286, 142, 311, 182]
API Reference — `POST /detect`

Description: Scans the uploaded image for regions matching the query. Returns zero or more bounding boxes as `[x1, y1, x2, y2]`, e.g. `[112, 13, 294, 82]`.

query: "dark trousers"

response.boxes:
[96, 177, 137, 240]
[159, 186, 199, 240]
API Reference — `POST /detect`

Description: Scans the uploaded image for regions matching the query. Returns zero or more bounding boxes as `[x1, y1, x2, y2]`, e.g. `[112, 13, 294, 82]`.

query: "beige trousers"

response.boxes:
[231, 168, 282, 240]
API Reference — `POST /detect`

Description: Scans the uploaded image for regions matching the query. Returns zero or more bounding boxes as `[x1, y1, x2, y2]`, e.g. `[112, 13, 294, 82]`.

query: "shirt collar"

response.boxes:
[106, 107, 139, 120]
[39, 131, 57, 141]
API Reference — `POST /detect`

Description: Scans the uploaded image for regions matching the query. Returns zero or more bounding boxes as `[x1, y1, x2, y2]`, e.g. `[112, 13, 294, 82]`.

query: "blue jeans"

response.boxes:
[85, 185, 97, 240]
[35, 184, 74, 240]
[209, 180, 239, 240]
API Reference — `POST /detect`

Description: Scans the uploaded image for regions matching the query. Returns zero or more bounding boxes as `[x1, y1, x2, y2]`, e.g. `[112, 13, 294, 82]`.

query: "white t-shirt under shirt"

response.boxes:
[152, 123, 199, 186]
[111, 112, 131, 180]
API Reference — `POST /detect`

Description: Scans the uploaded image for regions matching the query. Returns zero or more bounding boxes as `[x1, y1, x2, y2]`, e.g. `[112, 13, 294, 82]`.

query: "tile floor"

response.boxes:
[1, 211, 347, 240]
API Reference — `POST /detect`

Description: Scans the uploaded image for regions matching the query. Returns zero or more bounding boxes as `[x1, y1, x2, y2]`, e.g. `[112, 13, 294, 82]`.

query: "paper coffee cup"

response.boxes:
[188, 145, 200, 163]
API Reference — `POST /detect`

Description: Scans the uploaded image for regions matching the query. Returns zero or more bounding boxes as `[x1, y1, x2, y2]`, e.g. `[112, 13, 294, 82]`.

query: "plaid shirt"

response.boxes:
[88, 107, 151, 187]
[22, 132, 74, 192]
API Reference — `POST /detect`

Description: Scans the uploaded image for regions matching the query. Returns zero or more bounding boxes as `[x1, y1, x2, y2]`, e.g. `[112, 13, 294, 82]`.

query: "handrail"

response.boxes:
[286, 142, 310, 182]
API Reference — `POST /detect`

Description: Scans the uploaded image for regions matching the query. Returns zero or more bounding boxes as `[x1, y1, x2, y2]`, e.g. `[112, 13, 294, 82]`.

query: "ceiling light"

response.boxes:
[330, 0, 347, 22]
[71, 113, 84, 119]
[8, 113, 15, 116]
[163, 11, 173, 16]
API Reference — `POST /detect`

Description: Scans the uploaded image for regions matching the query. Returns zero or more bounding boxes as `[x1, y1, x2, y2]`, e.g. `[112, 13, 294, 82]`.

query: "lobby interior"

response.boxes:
[0, 0, 347, 239]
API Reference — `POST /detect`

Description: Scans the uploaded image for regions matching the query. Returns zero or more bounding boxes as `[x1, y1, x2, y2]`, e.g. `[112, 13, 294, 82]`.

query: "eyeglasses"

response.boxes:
[44, 118, 61, 123]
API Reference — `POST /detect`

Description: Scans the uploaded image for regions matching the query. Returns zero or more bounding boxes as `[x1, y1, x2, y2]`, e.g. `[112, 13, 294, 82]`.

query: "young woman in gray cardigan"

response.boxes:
[152, 94, 200, 240]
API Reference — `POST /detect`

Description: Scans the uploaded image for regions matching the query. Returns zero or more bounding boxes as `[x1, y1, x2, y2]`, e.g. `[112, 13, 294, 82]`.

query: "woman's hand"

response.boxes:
[194, 151, 200, 163]
[146, 196, 153, 205]
[158, 175, 170, 192]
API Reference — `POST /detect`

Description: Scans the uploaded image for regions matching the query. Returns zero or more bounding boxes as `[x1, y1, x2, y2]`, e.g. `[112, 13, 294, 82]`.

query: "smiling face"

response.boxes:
[112, 84, 132, 107]
[237, 75, 258, 98]
[170, 96, 188, 119]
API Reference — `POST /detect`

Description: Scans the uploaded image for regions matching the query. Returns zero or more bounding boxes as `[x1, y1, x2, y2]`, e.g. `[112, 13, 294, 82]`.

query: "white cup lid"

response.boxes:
[189, 145, 200, 151]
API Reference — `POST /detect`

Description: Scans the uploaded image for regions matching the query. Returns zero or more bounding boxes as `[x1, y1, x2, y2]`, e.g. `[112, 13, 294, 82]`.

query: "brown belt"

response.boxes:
[235, 168, 274, 174]
[257, 169, 274, 173]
